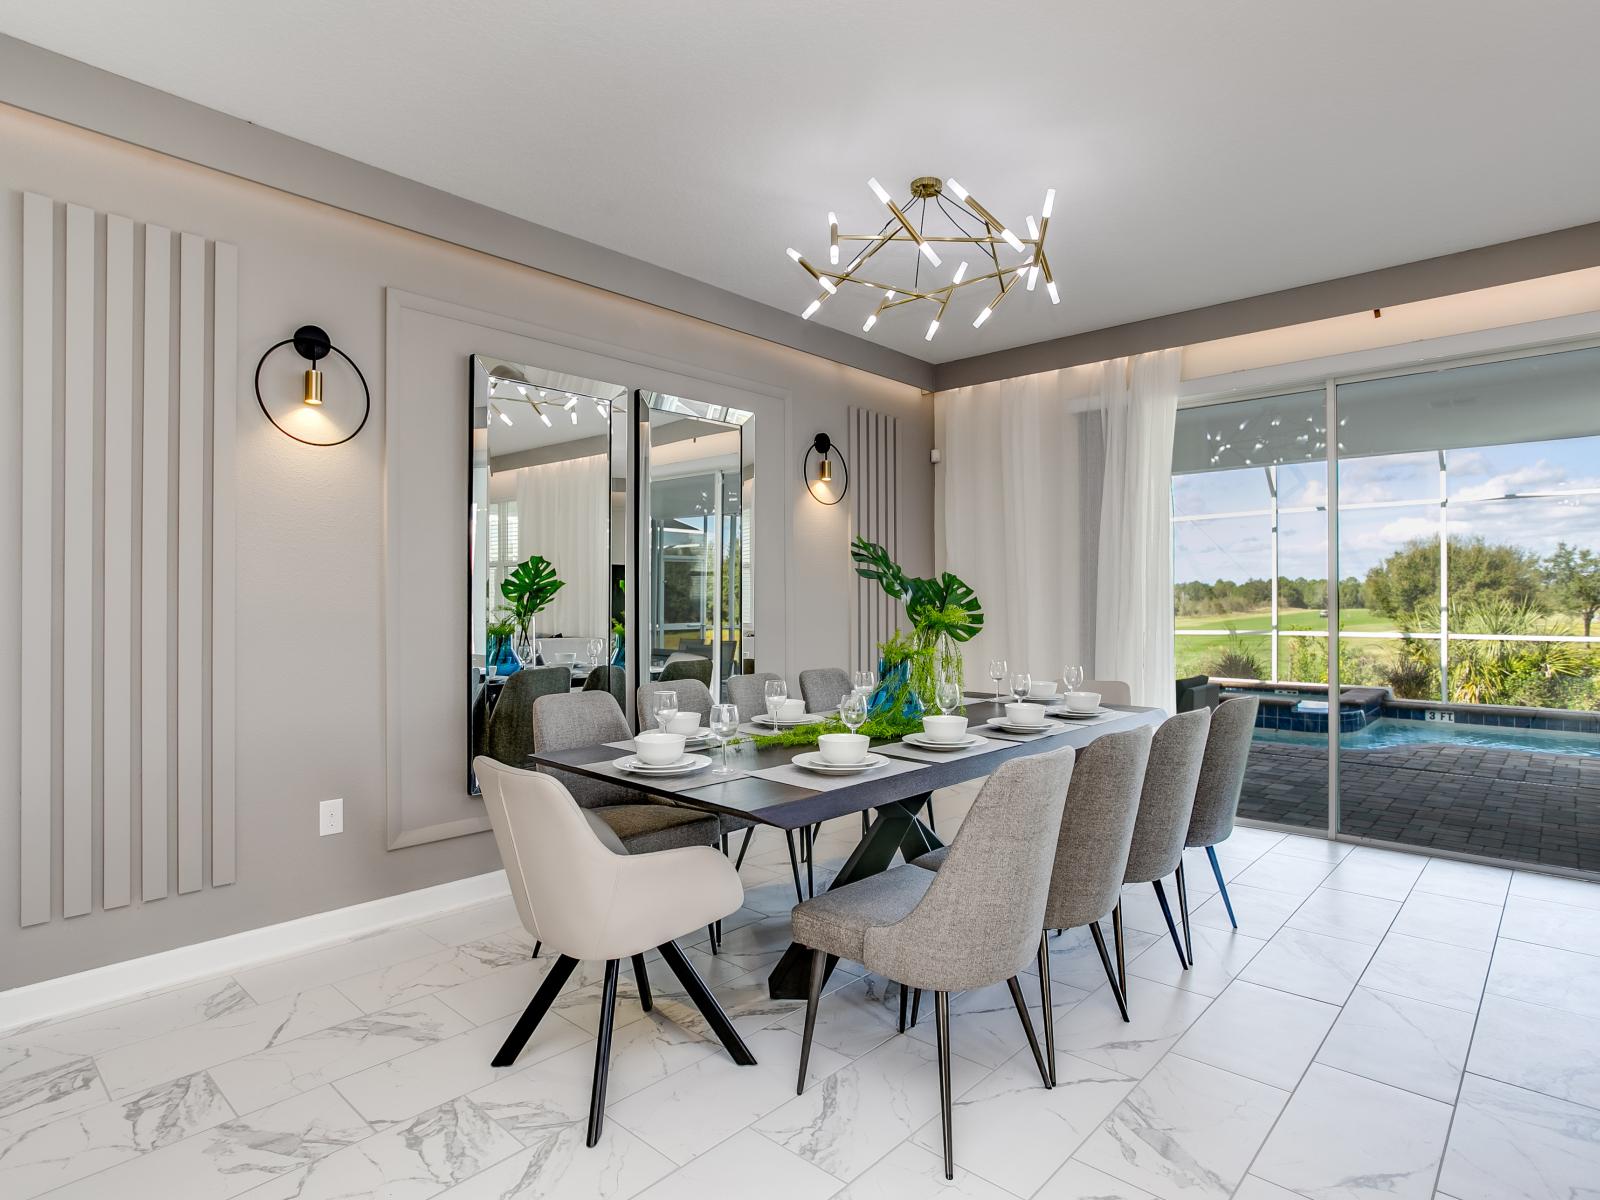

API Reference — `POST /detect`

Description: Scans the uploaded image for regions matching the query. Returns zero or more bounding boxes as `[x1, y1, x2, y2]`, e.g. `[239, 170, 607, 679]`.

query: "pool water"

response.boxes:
[1255, 718, 1600, 758]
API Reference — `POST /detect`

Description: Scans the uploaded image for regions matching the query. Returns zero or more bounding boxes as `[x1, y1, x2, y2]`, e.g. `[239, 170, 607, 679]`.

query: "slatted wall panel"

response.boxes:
[848, 407, 900, 673]
[16, 192, 238, 927]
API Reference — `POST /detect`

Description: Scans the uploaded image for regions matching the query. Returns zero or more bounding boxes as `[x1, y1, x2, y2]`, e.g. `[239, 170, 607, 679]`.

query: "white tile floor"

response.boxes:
[4, 787, 1600, 1200]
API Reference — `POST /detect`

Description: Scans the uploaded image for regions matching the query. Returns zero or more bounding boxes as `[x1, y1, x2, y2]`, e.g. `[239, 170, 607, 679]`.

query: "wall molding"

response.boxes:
[0, 871, 511, 1034]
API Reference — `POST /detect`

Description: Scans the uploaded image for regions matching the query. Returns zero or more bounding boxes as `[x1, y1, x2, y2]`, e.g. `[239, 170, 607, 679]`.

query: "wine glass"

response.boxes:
[1064, 664, 1085, 693]
[587, 638, 606, 668]
[840, 689, 868, 735]
[651, 690, 679, 732]
[1011, 671, 1032, 703]
[710, 703, 739, 775]
[764, 678, 788, 723]
[852, 668, 877, 697]
[988, 658, 1008, 700]
[936, 676, 962, 715]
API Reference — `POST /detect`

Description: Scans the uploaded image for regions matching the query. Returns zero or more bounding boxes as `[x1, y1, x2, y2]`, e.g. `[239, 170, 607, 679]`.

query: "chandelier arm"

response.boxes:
[934, 194, 989, 238]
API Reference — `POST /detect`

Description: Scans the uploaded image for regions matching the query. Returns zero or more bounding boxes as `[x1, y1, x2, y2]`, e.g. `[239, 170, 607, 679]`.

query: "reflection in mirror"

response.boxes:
[470, 357, 625, 789]
[643, 393, 754, 703]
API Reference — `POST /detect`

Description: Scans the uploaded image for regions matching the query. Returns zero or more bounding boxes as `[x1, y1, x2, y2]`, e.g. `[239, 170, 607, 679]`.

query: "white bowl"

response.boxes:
[817, 733, 870, 765]
[921, 715, 969, 743]
[664, 711, 701, 735]
[1062, 691, 1101, 713]
[634, 731, 687, 766]
[777, 698, 807, 721]
[1028, 681, 1059, 698]
[1004, 702, 1048, 728]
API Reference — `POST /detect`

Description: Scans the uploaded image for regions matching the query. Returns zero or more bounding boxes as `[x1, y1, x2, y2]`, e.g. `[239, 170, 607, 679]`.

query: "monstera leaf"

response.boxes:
[907, 572, 985, 642]
[501, 554, 565, 626]
[851, 537, 910, 599]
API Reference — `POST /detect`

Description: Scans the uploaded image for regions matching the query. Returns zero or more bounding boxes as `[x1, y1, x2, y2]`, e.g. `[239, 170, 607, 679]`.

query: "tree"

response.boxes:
[1544, 542, 1600, 636]
[1338, 576, 1364, 609]
[1364, 536, 1542, 621]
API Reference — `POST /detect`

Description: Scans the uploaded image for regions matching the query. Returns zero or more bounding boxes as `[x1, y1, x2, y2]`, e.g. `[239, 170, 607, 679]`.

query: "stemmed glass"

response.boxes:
[1064, 664, 1085, 693]
[988, 658, 1008, 700]
[852, 668, 878, 697]
[651, 690, 679, 732]
[587, 638, 606, 668]
[1011, 671, 1033, 703]
[840, 689, 868, 737]
[936, 676, 962, 715]
[764, 678, 788, 723]
[710, 703, 739, 774]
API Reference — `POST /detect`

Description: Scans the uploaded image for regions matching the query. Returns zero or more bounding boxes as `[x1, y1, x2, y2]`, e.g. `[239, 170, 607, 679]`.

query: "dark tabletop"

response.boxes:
[528, 701, 1164, 831]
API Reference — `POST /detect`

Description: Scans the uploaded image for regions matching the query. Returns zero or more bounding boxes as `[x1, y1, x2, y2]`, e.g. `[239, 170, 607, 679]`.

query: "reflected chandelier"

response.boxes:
[787, 176, 1058, 340]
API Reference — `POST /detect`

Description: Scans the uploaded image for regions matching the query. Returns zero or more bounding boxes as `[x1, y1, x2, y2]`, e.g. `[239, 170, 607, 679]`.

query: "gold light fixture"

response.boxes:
[303, 366, 323, 406]
[788, 176, 1058, 339]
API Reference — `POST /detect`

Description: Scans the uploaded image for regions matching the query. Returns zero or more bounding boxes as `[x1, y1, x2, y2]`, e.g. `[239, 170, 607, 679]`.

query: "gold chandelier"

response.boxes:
[788, 176, 1057, 340]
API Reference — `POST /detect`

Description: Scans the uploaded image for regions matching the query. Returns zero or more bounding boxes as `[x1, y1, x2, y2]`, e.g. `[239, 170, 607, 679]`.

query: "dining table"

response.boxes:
[528, 697, 1164, 999]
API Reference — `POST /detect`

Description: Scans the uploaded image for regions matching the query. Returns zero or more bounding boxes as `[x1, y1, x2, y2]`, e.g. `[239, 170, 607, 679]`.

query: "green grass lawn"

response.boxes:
[1173, 607, 1397, 678]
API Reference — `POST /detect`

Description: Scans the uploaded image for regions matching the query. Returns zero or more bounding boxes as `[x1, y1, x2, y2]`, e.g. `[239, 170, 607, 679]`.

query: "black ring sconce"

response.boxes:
[254, 324, 371, 447]
[804, 432, 849, 504]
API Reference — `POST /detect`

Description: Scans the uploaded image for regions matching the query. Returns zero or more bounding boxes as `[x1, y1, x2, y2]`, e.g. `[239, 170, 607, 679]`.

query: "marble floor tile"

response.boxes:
[1467, 992, 1600, 1110]
[209, 994, 472, 1114]
[4, 977, 253, 1059]
[1037, 1157, 1158, 1200]
[773, 973, 904, 1059]
[434, 956, 558, 1027]
[677, 917, 797, 977]
[1285, 888, 1401, 946]
[645, 969, 812, 1044]
[1268, 835, 1354, 864]
[1499, 894, 1600, 954]
[1126, 922, 1267, 997]
[753, 1031, 986, 1183]
[829, 1139, 1016, 1200]
[1438, 1073, 1600, 1200]
[1173, 979, 1338, 1089]
[910, 1048, 1135, 1197]
[610, 1028, 847, 1164]
[1232, 1177, 1305, 1200]
[414, 898, 525, 948]
[1230, 852, 1334, 900]
[1116, 882, 1194, 938]
[905, 976, 1089, 1069]
[334, 934, 536, 1015]
[234, 927, 446, 1004]
[629, 1128, 840, 1200]
[1052, 977, 1213, 1077]
[1315, 986, 1473, 1103]
[1414, 858, 1511, 906]
[0, 1071, 232, 1200]
[1027, 924, 1162, 993]
[1322, 849, 1426, 901]
[1221, 826, 1288, 857]
[1486, 937, 1600, 1020]
[40, 1084, 371, 1200]
[1190, 882, 1307, 938]
[1508, 869, 1600, 912]
[1360, 932, 1491, 1013]
[1389, 891, 1504, 952]
[96, 984, 360, 1100]
[1237, 927, 1375, 1005]
[1254, 1064, 1452, 1200]
[1075, 1053, 1289, 1200]
[0, 1043, 105, 1140]
[431, 1117, 673, 1199]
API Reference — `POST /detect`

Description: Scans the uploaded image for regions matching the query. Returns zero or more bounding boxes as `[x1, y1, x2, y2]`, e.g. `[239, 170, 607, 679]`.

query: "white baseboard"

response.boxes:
[0, 870, 511, 1034]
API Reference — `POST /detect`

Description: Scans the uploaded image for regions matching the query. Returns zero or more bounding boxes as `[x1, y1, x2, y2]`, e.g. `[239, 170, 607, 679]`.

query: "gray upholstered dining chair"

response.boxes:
[792, 748, 1075, 1180]
[797, 667, 851, 714]
[582, 664, 628, 709]
[1183, 696, 1259, 934]
[659, 657, 713, 686]
[483, 666, 572, 767]
[474, 757, 754, 1148]
[635, 679, 713, 730]
[1117, 709, 1212, 986]
[1083, 678, 1133, 706]
[725, 671, 784, 723]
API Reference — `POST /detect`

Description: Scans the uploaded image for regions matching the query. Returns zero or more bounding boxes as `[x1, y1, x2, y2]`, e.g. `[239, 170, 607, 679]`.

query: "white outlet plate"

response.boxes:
[319, 798, 344, 836]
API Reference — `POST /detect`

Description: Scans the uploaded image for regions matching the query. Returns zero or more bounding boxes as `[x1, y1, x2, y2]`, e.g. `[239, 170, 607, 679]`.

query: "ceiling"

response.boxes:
[7, 1, 1600, 364]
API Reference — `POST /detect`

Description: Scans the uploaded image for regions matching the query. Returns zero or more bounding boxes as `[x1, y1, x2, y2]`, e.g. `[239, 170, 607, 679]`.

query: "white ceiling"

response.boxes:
[8, 1, 1600, 364]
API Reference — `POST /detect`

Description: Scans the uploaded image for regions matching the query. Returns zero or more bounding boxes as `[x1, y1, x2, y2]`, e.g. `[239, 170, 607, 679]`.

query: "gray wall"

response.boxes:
[0, 103, 932, 989]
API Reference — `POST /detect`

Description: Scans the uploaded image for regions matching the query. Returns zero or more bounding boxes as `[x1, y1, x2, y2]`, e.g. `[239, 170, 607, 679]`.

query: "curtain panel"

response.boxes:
[510, 453, 609, 639]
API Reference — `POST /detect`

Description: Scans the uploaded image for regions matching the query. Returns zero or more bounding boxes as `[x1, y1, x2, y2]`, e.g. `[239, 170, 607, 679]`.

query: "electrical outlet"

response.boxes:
[319, 798, 344, 836]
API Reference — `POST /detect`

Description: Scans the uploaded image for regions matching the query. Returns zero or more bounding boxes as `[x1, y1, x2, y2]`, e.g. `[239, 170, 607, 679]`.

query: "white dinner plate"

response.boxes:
[901, 732, 985, 751]
[1049, 707, 1109, 720]
[986, 719, 1052, 735]
[753, 712, 813, 728]
[791, 751, 888, 774]
[615, 753, 712, 776]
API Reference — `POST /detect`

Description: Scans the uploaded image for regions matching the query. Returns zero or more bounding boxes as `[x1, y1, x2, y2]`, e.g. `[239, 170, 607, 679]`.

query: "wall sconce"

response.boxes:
[253, 324, 371, 446]
[804, 432, 849, 505]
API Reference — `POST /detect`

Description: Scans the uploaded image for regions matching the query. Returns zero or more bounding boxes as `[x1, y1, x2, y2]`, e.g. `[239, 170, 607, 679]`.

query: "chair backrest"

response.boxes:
[637, 678, 713, 728]
[1187, 696, 1259, 848]
[798, 667, 851, 714]
[530, 691, 635, 810]
[1124, 709, 1212, 884]
[659, 657, 713, 686]
[483, 666, 572, 766]
[582, 664, 628, 709]
[726, 671, 784, 723]
[1083, 679, 1133, 707]
[866, 747, 1075, 993]
[1044, 725, 1152, 930]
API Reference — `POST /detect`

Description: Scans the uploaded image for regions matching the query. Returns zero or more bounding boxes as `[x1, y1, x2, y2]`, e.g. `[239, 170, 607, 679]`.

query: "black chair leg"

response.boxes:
[910, 988, 922, 1029]
[631, 954, 652, 1012]
[805, 827, 815, 898]
[861, 811, 869, 838]
[1112, 902, 1128, 1000]
[926, 798, 937, 834]
[585, 960, 620, 1147]
[1151, 879, 1189, 971]
[734, 827, 755, 871]
[720, 832, 729, 856]
[1207, 844, 1237, 928]
[1175, 861, 1194, 966]
[1037, 933, 1057, 1086]
[898, 982, 909, 1033]
[785, 830, 805, 905]
[530, 941, 540, 959]
[1007, 976, 1051, 1089]
[1089, 920, 1130, 1023]
[935, 991, 954, 1180]
[798, 949, 826, 1093]
[707, 923, 719, 955]
[492, 954, 578, 1067]
[656, 939, 757, 1066]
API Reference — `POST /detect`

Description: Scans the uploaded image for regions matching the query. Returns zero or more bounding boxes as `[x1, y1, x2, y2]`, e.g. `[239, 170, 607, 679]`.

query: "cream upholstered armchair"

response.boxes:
[474, 756, 756, 1147]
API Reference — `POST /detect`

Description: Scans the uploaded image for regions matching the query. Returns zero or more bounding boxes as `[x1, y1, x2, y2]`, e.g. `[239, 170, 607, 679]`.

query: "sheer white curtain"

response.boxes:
[511, 453, 609, 638]
[938, 349, 1181, 708]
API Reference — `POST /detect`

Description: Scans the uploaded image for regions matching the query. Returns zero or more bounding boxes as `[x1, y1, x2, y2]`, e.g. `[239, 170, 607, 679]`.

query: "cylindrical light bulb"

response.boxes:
[867, 177, 891, 205]
[801, 299, 822, 320]
[1046, 280, 1060, 304]
[497, 408, 512, 426]
[818, 276, 837, 294]
[570, 410, 578, 424]
[862, 314, 878, 333]
[945, 178, 969, 201]
[1026, 215, 1040, 240]
[918, 240, 943, 267]
[1000, 228, 1025, 253]
[925, 319, 940, 341]
[952, 261, 969, 284]
[303, 368, 323, 406]
[786, 247, 803, 263]
[1027, 265, 1039, 291]
[564, 394, 578, 410]
[828, 212, 839, 265]
[1041, 188, 1056, 218]
[538, 409, 552, 427]
[973, 307, 992, 328]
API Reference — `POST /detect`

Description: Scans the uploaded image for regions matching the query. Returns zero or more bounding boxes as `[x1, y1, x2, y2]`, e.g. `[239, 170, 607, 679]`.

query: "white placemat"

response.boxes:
[978, 720, 1077, 744]
[877, 736, 1009, 765]
[748, 757, 925, 793]
[585, 756, 747, 791]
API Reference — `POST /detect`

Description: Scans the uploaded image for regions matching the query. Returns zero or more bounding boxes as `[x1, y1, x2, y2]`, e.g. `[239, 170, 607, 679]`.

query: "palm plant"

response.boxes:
[851, 537, 985, 708]
[501, 554, 565, 662]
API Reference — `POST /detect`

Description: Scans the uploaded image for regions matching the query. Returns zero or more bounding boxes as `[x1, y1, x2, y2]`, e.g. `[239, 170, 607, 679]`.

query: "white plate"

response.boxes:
[1049, 707, 1109, 719]
[987, 719, 1052, 735]
[901, 732, 985, 751]
[792, 751, 888, 774]
[753, 712, 813, 728]
[615, 753, 712, 776]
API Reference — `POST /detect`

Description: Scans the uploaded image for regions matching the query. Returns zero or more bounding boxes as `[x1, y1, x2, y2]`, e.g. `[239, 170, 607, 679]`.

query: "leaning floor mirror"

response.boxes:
[470, 357, 626, 790]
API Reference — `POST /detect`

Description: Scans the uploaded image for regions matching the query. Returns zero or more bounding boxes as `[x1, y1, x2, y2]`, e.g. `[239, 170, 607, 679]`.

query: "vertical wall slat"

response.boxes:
[176, 233, 205, 894]
[103, 214, 134, 910]
[211, 243, 238, 886]
[20, 193, 56, 928]
[62, 203, 96, 919]
[141, 223, 171, 902]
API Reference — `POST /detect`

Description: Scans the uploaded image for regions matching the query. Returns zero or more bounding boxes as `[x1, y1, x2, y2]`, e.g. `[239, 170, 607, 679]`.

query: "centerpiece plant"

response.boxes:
[500, 553, 565, 665]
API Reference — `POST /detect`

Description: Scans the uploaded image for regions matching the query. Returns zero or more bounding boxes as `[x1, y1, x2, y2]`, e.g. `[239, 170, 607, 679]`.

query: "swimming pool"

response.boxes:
[1254, 718, 1600, 758]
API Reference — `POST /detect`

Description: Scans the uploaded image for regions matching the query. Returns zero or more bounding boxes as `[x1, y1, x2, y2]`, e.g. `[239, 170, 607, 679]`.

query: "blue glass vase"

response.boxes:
[869, 656, 925, 721]
[610, 631, 626, 667]
[487, 634, 521, 675]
